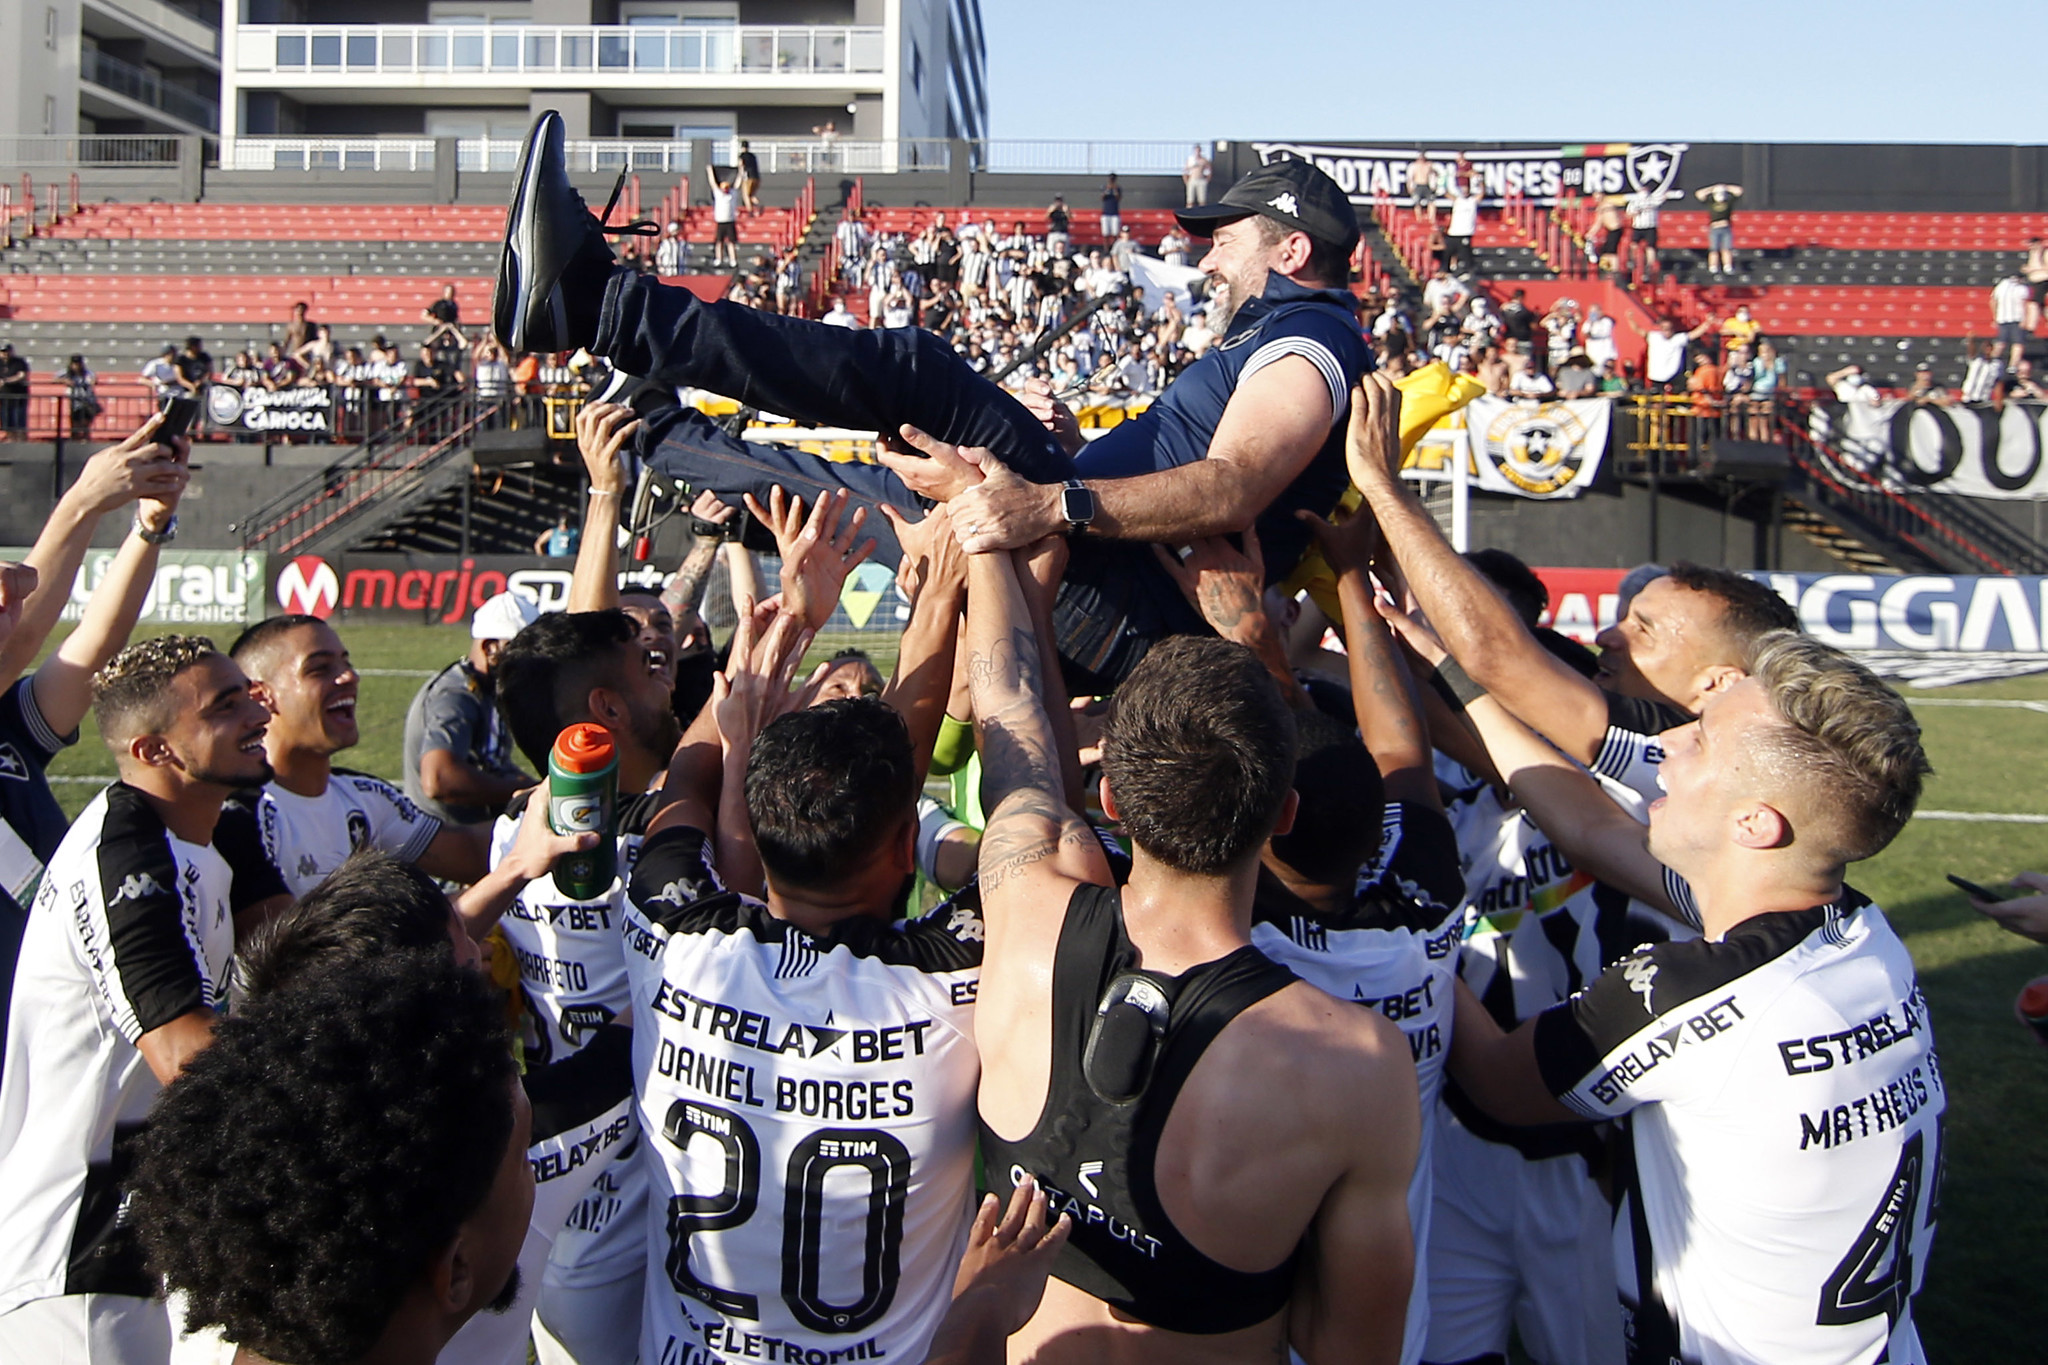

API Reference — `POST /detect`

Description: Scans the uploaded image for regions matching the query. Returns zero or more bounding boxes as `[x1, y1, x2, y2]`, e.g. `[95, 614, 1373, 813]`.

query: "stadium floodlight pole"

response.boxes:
[991, 285, 1138, 389]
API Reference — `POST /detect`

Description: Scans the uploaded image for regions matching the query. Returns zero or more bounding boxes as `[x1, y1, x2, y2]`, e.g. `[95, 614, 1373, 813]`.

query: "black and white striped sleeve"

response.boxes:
[1240, 335, 1348, 419]
[88, 823, 211, 1041]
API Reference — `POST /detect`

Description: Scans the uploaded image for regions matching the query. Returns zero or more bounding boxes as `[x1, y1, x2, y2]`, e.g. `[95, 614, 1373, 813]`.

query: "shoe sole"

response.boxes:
[497, 113, 563, 355]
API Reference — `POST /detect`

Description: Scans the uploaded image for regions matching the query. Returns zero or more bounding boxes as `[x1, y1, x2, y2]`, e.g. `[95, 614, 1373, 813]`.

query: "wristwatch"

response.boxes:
[134, 514, 178, 544]
[1060, 479, 1097, 535]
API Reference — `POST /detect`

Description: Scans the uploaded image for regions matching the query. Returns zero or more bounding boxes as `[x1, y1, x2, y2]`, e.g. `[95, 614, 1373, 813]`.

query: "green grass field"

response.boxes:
[35, 622, 2048, 1357]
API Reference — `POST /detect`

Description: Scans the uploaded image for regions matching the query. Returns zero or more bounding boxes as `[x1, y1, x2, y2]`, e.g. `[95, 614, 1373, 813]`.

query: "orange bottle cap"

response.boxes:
[552, 723, 616, 773]
[2021, 978, 2048, 1018]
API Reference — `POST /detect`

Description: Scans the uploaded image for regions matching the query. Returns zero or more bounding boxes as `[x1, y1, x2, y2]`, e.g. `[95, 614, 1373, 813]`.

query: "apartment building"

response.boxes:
[217, 0, 986, 168]
[0, 0, 223, 139]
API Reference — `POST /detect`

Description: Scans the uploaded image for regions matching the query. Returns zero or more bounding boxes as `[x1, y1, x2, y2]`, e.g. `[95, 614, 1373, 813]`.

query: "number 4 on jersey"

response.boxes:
[1817, 1127, 1939, 1329]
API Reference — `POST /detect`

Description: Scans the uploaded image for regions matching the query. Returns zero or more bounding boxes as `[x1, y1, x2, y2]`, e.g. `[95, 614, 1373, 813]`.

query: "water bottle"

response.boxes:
[548, 723, 618, 900]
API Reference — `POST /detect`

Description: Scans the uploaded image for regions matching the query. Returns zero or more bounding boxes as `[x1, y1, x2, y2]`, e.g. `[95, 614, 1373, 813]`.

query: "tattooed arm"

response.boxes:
[1151, 527, 1309, 712]
[964, 546, 1112, 909]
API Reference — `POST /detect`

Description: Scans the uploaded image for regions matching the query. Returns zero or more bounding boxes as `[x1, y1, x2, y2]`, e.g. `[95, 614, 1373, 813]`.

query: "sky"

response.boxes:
[981, 0, 2046, 148]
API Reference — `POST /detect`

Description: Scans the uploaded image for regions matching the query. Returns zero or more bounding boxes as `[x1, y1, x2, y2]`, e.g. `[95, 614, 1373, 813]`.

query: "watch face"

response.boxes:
[1061, 484, 1096, 525]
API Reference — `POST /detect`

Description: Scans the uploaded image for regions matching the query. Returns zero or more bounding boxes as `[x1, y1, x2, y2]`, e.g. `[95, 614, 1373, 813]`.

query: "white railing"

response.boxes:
[224, 137, 954, 176]
[226, 137, 438, 172]
[975, 140, 1205, 175]
[0, 134, 186, 167]
[234, 23, 885, 79]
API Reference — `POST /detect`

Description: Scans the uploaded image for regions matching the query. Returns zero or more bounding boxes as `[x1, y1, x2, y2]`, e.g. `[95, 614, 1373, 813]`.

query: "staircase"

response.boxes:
[360, 459, 588, 554]
[233, 389, 508, 558]
[1775, 501, 1909, 573]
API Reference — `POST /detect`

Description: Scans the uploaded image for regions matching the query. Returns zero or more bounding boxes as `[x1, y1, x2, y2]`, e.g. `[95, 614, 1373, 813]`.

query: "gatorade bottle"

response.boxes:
[2018, 977, 2048, 1047]
[548, 723, 618, 900]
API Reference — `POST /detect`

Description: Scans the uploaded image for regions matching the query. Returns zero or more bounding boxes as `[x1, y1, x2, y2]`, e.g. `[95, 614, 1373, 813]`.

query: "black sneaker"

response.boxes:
[494, 111, 656, 355]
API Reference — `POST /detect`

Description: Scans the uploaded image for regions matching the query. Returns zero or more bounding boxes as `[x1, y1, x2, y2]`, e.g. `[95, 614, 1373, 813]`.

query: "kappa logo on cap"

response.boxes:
[1267, 192, 1299, 216]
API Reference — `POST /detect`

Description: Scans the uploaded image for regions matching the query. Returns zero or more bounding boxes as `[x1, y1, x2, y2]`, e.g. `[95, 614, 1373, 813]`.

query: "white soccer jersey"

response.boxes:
[1252, 800, 1466, 1365]
[490, 787, 663, 1287]
[0, 783, 243, 1313]
[623, 824, 984, 1365]
[1534, 888, 1942, 1365]
[219, 768, 442, 898]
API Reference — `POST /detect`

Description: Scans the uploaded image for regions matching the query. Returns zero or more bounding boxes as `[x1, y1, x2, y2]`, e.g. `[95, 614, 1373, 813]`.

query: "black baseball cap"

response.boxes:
[1176, 158, 1360, 254]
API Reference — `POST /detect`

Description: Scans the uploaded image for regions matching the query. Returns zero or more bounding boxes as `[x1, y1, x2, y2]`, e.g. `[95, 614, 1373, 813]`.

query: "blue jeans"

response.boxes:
[594, 272, 1201, 691]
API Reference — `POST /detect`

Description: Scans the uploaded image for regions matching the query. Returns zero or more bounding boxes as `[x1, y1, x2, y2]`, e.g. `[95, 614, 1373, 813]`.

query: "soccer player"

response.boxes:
[0, 636, 285, 1362]
[961, 538, 1419, 1364]
[1239, 503, 1468, 1365]
[1346, 373, 1798, 807]
[1426, 622, 1943, 1365]
[621, 602, 991, 1365]
[221, 614, 491, 898]
[128, 952, 533, 1365]
[496, 111, 1369, 689]
[489, 606, 684, 1365]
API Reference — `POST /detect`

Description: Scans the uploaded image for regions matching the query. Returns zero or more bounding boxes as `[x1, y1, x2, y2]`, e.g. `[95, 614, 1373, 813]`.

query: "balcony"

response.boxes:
[232, 24, 885, 86]
[82, 46, 220, 132]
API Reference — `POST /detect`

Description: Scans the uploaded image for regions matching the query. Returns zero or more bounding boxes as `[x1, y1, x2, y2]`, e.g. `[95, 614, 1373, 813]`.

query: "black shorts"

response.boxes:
[714, 221, 738, 245]
[1595, 229, 1623, 255]
[2029, 278, 2047, 305]
[1634, 226, 1659, 249]
[1999, 321, 2028, 347]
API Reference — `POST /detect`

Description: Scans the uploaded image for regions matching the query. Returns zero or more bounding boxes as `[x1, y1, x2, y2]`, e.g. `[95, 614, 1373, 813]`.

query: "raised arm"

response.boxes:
[1296, 505, 1437, 811]
[1377, 602, 1674, 913]
[1345, 373, 1612, 766]
[1150, 528, 1308, 711]
[745, 486, 875, 632]
[567, 401, 638, 612]
[878, 503, 968, 780]
[0, 415, 188, 692]
[36, 442, 190, 735]
[660, 491, 734, 621]
[707, 601, 810, 892]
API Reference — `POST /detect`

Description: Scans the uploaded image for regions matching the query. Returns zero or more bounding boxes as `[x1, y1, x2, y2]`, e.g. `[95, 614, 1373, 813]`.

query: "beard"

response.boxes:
[484, 1263, 523, 1316]
[632, 695, 684, 762]
[189, 752, 274, 789]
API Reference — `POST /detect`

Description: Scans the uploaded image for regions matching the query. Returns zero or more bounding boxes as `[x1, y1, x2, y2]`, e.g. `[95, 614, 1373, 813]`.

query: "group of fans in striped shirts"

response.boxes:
[0, 135, 1949, 1365]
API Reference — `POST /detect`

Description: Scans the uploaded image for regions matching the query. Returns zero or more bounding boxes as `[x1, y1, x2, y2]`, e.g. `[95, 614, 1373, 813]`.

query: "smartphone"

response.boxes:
[156, 394, 200, 443]
[1947, 873, 2008, 902]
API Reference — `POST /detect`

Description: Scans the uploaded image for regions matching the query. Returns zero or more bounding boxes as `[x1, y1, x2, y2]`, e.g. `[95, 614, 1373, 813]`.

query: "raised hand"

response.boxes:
[712, 595, 812, 757]
[1342, 371, 1405, 491]
[689, 487, 738, 532]
[573, 400, 639, 497]
[743, 486, 877, 631]
[881, 502, 967, 606]
[948, 1176, 1073, 1339]
[0, 561, 38, 650]
[67, 412, 190, 516]
[1295, 502, 1382, 577]
[1018, 377, 1085, 456]
[1150, 529, 1266, 641]
[499, 777, 601, 886]
[876, 424, 988, 504]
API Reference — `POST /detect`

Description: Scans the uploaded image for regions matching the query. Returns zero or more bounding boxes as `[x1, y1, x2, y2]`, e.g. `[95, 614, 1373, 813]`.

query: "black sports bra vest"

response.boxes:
[977, 882, 1303, 1334]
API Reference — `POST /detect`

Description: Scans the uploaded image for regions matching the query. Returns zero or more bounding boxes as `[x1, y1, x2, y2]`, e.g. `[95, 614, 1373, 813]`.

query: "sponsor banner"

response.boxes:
[1404, 397, 1613, 499]
[267, 552, 905, 634]
[1810, 400, 2048, 500]
[205, 383, 336, 435]
[0, 547, 266, 626]
[1252, 140, 1687, 208]
[1530, 568, 2048, 654]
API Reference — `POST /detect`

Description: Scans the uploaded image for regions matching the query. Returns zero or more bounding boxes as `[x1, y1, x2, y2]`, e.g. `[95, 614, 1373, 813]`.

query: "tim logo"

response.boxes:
[276, 556, 339, 619]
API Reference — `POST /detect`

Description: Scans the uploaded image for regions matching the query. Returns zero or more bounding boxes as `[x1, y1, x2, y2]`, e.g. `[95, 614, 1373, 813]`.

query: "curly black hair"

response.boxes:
[129, 952, 518, 1365]
[237, 849, 455, 1001]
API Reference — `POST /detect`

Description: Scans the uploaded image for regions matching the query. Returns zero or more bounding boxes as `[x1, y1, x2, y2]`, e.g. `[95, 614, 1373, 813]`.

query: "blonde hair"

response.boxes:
[93, 634, 221, 745]
[1746, 631, 1930, 863]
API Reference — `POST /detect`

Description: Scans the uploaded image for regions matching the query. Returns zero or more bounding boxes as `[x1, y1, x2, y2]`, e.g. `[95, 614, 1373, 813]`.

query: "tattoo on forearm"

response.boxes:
[662, 540, 720, 614]
[1198, 581, 1259, 633]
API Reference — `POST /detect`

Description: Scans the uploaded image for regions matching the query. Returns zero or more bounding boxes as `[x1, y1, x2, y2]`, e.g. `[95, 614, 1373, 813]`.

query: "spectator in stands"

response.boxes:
[1827, 363, 1884, 404]
[1746, 339, 1787, 435]
[811, 118, 839, 166]
[2026, 237, 2048, 334]
[1687, 350, 1724, 420]
[62, 355, 98, 439]
[284, 299, 315, 355]
[174, 336, 212, 396]
[411, 341, 457, 398]
[221, 349, 261, 388]
[424, 283, 467, 352]
[535, 513, 579, 558]
[1100, 172, 1124, 240]
[1408, 150, 1438, 210]
[1445, 177, 1481, 274]
[655, 221, 684, 276]
[1543, 298, 1579, 370]
[1046, 195, 1071, 257]
[1963, 340, 2004, 404]
[1719, 304, 1761, 357]
[707, 163, 741, 268]
[1695, 182, 1743, 274]
[1160, 222, 1193, 267]
[1582, 303, 1617, 371]
[1509, 351, 1556, 397]
[1498, 287, 1537, 350]
[1906, 363, 1950, 406]
[260, 342, 305, 392]
[403, 590, 538, 825]
[1592, 196, 1626, 274]
[1476, 348, 1510, 397]
[1422, 266, 1468, 319]
[1639, 314, 1715, 392]
[1994, 271, 2032, 367]
[1627, 185, 1662, 274]
[1555, 349, 1598, 397]
[2010, 356, 2046, 400]
[473, 340, 512, 408]
[737, 138, 762, 211]
[821, 295, 860, 328]
[142, 345, 181, 403]
[1598, 357, 1628, 394]
[0, 345, 30, 441]
[1184, 144, 1212, 206]
[292, 323, 336, 375]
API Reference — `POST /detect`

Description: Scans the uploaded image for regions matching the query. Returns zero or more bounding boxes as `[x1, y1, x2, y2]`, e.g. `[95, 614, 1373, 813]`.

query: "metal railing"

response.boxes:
[0, 135, 186, 169]
[973, 141, 1201, 175]
[236, 23, 884, 79]
[81, 48, 219, 131]
[235, 387, 503, 556]
[227, 137, 437, 172]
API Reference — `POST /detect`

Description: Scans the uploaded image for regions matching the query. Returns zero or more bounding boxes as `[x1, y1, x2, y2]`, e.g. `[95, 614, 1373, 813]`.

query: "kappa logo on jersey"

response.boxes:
[109, 871, 167, 906]
[944, 904, 983, 943]
[1623, 955, 1659, 1013]
[1267, 191, 1299, 216]
[0, 743, 27, 782]
[275, 556, 339, 619]
[646, 877, 701, 908]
